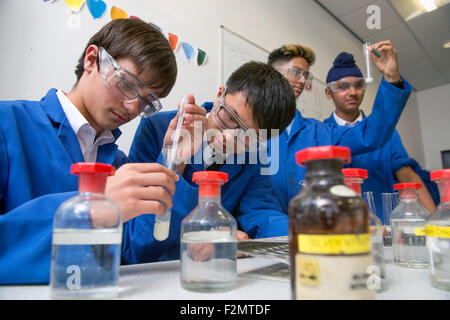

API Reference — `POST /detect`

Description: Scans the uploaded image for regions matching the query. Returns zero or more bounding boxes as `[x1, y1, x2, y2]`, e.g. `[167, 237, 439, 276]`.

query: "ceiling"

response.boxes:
[315, 0, 450, 91]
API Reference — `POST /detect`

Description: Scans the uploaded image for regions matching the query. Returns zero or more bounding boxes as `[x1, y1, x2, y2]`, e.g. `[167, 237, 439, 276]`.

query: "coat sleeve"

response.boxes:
[0, 191, 77, 284]
[236, 165, 288, 239]
[329, 78, 412, 156]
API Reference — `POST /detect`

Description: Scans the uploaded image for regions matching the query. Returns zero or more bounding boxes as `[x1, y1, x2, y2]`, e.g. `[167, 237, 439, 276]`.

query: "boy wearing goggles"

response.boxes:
[0, 19, 193, 284]
[129, 61, 296, 254]
[323, 51, 437, 220]
[267, 42, 414, 214]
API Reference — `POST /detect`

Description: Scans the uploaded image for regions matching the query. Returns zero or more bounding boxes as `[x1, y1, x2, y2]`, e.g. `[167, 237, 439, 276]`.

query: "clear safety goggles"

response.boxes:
[277, 66, 313, 88]
[98, 46, 162, 118]
[212, 92, 266, 152]
[327, 78, 367, 93]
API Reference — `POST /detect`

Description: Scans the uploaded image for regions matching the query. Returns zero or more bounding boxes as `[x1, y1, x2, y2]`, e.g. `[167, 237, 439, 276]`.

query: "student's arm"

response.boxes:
[236, 165, 288, 239]
[331, 40, 412, 155]
[389, 130, 436, 212]
[330, 77, 412, 155]
[0, 191, 76, 284]
[395, 166, 436, 213]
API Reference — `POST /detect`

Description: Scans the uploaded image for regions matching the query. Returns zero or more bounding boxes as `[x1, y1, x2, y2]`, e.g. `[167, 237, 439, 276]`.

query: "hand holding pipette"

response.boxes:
[153, 95, 208, 241]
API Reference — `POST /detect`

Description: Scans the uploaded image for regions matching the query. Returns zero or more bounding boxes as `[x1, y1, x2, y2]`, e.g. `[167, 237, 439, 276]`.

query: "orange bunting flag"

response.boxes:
[111, 6, 128, 20]
[168, 33, 180, 52]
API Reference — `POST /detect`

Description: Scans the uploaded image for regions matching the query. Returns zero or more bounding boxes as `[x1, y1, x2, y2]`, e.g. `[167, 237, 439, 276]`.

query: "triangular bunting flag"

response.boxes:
[86, 0, 106, 19]
[111, 6, 128, 20]
[181, 42, 197, 62]
[197, 48, 207, 66]
[168, 33, 180, 52]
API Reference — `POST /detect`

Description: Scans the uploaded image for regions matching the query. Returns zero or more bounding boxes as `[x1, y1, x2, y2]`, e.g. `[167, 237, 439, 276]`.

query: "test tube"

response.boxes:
[153, 146, 176, 241]
[153, 97, 187, 241]
[363, 42, 373, 83]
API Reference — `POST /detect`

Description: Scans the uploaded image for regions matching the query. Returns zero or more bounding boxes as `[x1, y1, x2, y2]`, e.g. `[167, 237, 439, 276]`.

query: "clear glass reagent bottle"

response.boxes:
[425, 169, 450, 291]
[343, 168, 386, 292]
[49, 162, 123, 300]
[180, 171, 237, 293]
[391, 183, 429, 268]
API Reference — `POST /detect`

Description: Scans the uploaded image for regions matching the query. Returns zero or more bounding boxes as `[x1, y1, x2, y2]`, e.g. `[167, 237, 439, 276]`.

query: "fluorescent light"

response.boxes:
[443, 41, 450, 49]
[420, 0, 438, 12]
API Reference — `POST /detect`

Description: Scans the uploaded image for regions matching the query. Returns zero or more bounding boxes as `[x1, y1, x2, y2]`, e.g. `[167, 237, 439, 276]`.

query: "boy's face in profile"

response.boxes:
[81, 46, 163, 134]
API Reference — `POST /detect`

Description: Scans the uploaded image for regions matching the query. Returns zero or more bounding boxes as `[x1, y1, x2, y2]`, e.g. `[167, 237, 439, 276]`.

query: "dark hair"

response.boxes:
[74, 19, 177, 98]
[225, 61, 296, 138]
[267, 44, 316, 67]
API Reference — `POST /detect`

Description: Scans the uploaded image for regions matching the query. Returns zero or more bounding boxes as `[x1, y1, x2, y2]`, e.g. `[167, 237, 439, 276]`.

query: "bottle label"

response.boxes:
[297, 233, 371, 255]
[425, 225, 450, 239]
[295, 254, 375, 299]
[414, 227, 426, 236]
[329, 185, 357, 197]
[295, 233, 374, 300]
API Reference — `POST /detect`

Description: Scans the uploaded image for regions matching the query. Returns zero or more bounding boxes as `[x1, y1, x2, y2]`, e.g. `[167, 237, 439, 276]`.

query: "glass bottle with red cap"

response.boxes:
[49, 163, 122, 299]
[343, 168, 386, 292]
[289, 146, 375, 300]
[390, 182, 429, 268]
[180, 171, 237, 292]
[425, 169, 450, 290]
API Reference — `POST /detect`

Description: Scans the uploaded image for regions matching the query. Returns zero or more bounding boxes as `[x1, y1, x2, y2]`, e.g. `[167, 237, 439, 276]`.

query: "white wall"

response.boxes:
[416, 83, 450, 170]
[0, 0, 422, 159]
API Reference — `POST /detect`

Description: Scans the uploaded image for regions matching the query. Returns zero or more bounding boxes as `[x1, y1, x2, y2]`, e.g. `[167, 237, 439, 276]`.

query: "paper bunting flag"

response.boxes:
[181, 42, 197, 62]
[168, 33, 180, 52]
[197, 48, 207, 66]
[86, 0, 107, 19]
[111, 6, 128, 20]
[64, 0, 85, 13]
[130, 16, 142, 20]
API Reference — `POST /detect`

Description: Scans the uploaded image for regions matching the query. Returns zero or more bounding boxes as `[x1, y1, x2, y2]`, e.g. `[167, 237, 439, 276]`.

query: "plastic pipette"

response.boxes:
[153, 96, 187, 241]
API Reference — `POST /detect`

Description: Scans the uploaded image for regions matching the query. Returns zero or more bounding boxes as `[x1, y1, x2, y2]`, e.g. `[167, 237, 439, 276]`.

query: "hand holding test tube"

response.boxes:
[153, 96, 187, 241]
[364, 41, 401, 84]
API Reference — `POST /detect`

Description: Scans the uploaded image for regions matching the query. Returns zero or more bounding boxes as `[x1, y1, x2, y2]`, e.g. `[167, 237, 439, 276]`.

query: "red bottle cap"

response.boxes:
[430, 169, 450, 181]
[71, 162, 116, 194]
[342, 168, 368, 179]
[193, 171, 228, 197]
[393, 183, 422, 190]
[296, 146, 351, 166]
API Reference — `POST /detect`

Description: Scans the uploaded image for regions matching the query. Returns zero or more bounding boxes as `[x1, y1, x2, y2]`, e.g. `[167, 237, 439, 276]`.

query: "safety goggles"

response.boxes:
[98, 46, 162, 118]
[212, 92, 266, 152]
[327, 78, 367, 93]
[277, 66, 313, 88]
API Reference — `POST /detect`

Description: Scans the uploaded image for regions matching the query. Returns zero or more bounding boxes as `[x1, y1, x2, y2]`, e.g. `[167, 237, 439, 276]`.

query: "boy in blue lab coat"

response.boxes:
[322, 51, 438, 221]
[0, 19, 206, 284]
[129, 61, 297, 260]
[267, 41, 412, 214]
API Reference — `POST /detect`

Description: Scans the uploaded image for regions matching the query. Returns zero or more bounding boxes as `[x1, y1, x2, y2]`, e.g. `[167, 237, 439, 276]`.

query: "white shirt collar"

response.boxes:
[56, 90, 115, 162]
[333, 111, 363, 127]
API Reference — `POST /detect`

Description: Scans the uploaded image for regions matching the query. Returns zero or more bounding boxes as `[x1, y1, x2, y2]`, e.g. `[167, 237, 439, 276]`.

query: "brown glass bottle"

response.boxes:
[288, 146, 374, 300]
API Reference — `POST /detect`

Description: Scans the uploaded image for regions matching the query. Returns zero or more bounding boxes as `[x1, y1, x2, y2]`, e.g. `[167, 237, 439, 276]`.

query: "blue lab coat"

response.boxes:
[268, 78, 412, 214]
[325, 112, 439, 222]
[129, 103, 288, 260]
[0, 89, 194, 284]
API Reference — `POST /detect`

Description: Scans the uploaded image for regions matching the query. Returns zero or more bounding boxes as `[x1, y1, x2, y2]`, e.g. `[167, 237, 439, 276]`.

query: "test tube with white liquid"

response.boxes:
[153, 96, 187, 241]
[364, 42, 374, 83]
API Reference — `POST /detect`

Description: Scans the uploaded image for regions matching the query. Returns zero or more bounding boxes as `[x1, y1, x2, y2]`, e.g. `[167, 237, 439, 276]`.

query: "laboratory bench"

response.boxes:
[0, 248, 448, 300]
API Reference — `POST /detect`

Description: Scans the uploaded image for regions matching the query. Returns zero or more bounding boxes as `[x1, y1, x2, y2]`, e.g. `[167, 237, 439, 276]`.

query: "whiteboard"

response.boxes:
[219, 25, 334, 121]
